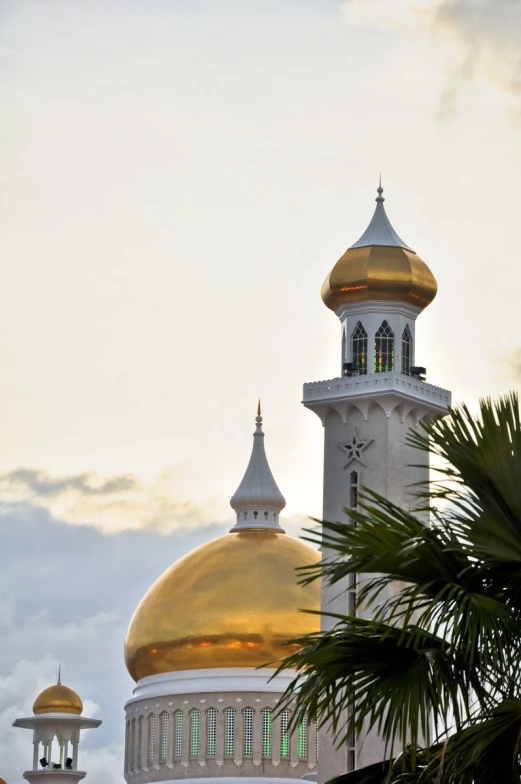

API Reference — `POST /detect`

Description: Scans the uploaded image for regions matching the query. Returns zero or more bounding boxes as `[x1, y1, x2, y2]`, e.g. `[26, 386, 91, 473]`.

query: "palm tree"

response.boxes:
[276, 392, 521, 783]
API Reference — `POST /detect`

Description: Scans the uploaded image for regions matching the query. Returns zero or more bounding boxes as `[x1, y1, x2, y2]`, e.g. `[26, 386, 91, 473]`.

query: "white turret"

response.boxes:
[230, 402, 286, 531]
[306, 184, 451, 780]
[13, 677, 101, 784]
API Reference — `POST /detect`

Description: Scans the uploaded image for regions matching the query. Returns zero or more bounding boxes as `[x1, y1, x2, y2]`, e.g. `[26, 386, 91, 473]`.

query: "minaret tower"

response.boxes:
[304, 184, 451, 780]
[13, 676, 101, 784]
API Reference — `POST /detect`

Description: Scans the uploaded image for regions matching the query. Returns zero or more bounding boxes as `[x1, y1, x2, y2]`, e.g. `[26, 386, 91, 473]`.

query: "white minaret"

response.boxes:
[304, 185, 451, 780]
[13, 677, 101, 784]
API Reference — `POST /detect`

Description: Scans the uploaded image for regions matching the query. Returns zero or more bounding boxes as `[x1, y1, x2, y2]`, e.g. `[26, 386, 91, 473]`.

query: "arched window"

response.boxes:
[261, 708, 272, 757]
[190, 709, 200, 759]
[131, 717, 137, 770]
[207, 708, 217, 757]
[138, 716, 145, 768]
[160, 712, 169, 762]
[298, 714, 308, 759]
[125, 719, 131, 772]
[349, 470, 358, 510]
[352, 322, 368, 374]
[243, 708, 254, 757]
[401, 325, 412, 375]
[374, 320, 394, 372]
[174, 710, 183, 759]
[148, 713, 156, 764]
[224, 708, 236, 757]
[280, 709, 290, 758]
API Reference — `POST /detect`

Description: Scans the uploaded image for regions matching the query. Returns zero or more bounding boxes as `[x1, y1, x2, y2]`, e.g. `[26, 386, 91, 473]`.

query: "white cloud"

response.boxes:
[0, 501, 230, 780]
[339, 0, 521, 102]
[0, 467, 222, 534]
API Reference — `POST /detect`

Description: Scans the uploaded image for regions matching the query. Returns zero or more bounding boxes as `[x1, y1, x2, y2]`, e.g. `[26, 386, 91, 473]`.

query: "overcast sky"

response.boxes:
[1, 0, 521, 781]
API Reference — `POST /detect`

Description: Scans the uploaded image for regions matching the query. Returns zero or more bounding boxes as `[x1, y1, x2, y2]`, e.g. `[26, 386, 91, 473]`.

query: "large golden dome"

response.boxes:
[321, 186, 437, 311]
[33, 683, 83, 715]
[125, 529, 320, 682]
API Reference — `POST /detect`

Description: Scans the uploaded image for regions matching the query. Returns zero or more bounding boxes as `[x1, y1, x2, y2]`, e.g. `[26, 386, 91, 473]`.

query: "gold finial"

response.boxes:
[257, 399, 261, 416]
[57, 664, 61, 685]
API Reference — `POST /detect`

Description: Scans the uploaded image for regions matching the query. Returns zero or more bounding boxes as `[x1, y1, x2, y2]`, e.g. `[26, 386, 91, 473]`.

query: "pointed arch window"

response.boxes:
[280, 709, 291, 758]
[349, 470, 358, 510]
[148, 713, 156, 764]
[207, 708, 217, 757]
[189, 709, 200, 759]
[160, 712, 169, 761]
[138, 716, 145, 768]
[174, 710, 183, 759]
[224, 708, 236, 757]
[352, 322, 368, 374]
[374, 320, 394, 372]
[261, 708, 272, 757]
[298, 714, 308, 759]
[243, 708, 254, 757]
[401, 325, 412, 375]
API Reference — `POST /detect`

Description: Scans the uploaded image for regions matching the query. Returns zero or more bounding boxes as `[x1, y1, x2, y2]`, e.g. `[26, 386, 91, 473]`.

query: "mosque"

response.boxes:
[8, 185, 451, 784]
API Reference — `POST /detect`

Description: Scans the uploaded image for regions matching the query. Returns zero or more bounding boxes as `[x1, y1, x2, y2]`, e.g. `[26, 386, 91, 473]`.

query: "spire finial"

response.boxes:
[376, 174, 384, 202]
[255, 399, 263, 429]
[57, 664, 61, 685]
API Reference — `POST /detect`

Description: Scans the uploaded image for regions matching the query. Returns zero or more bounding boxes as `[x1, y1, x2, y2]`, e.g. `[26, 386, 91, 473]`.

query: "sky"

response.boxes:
[1, 0, 521, 780]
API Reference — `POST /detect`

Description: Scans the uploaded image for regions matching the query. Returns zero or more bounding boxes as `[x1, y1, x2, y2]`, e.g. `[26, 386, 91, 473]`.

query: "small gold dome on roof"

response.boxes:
[125, 529, 320, 682]
[321, 185, 437, 311]
[33, 683, 83, 715]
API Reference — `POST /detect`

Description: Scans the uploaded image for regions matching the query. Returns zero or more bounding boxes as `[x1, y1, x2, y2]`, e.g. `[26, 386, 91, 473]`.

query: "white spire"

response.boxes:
[230, 402, 286, 532]
[349, 180, 415, 252]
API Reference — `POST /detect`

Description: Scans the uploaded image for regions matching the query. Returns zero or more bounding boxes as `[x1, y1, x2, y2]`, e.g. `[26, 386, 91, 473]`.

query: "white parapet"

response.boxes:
[303, 371, 451, 425]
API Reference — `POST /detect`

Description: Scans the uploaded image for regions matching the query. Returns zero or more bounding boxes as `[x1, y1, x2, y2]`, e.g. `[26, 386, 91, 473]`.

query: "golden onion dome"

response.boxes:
[33, 682, 83, 715]
[124, 529, 320, 682]
[321, 185, 437, 311]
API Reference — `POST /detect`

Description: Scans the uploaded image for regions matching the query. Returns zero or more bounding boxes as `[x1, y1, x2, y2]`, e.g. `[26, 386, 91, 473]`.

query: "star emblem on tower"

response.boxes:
[338, 431, 373, 467]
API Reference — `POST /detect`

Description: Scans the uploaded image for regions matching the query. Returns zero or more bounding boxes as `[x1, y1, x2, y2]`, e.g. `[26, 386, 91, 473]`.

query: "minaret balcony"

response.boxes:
[303, 371, 450, 423]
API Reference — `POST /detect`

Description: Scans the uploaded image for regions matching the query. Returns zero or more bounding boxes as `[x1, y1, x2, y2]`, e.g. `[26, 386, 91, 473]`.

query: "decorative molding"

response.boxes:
[337, 431, 372, 467]
[127, 668, 292, 705]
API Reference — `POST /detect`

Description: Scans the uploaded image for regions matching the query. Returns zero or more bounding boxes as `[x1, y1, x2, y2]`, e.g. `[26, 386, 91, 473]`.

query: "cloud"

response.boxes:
[339, 0, 521, 102]
[0, 501, 229, 781]
[0, 467, 223, 534]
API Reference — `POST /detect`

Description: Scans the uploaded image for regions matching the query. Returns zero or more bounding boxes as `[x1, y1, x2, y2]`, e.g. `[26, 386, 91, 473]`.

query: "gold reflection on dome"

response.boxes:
[321, 245, 437, 311]
[33, 683, 83, 715]
[124, 530, 320, 682]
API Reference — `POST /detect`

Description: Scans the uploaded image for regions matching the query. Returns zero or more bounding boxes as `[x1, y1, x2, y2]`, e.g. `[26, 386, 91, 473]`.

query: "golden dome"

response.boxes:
[322, 186, 437, 311]
[33, 683, 83, 715]
[0, 776, 8, 784]
[321, 244, 437, 311]
[125, 529, 320, 681]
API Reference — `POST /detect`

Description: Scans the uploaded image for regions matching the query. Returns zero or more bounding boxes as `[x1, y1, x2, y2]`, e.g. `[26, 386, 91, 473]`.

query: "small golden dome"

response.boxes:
[33, 683, 83, 715]
[125, 530, 320, 681]
[322, 186, 437, 312]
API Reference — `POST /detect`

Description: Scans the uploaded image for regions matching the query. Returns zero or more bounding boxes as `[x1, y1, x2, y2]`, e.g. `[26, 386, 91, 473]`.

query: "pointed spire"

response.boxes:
[349, 181, 415, 252]
[230, 406, 286, 532]
[57, 664, 61, 685]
